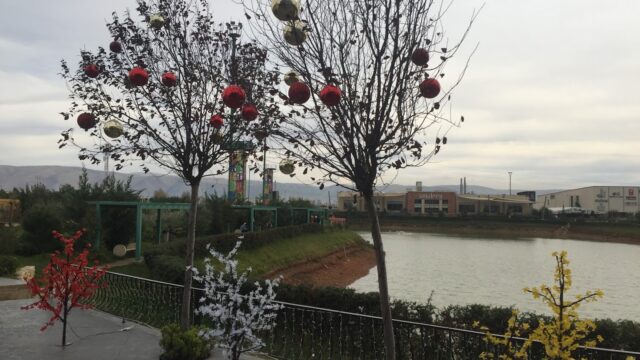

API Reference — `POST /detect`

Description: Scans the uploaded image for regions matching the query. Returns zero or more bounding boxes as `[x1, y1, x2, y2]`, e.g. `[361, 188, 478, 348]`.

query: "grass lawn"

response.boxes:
[14, 254, 51, 278]
[108, 262, 152, 278]
[108, 229, 367, 281]
[234, 229, 367, 277]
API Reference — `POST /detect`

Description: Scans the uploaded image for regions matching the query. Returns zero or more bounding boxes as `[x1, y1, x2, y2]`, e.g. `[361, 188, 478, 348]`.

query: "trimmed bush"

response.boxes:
[145, 254, 185, 284]
[0, 227, 20, 255]
[0, 255, 18, 277]
[19, 204, 63, 255]
[149, 223, 326, 263]
[160, 324, 212, 360]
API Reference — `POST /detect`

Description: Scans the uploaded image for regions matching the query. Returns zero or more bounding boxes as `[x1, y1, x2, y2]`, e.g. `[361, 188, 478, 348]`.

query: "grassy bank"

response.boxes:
[110, 228, 369, 281]
[233, 229, 366, 277]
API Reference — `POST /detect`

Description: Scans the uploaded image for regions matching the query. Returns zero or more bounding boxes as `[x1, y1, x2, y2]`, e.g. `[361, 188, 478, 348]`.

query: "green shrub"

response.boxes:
[150, 223, 326, 260]
[159, 324, 212, 360]
[19, 204, 63, 255]
[194, 223, 324, 255]
[0, 255, 18, 277]
[0, 227, 20, 255]
[145, 254, 185, 284]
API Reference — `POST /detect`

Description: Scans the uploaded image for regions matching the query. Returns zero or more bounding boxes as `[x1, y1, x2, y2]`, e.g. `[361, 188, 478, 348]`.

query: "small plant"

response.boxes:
[0, 255, 18, 276]
[192, 241, 281, 360]
[478, 251, 604, 359]
[159, 324, 212, 360]
[21, 229, 107, 346]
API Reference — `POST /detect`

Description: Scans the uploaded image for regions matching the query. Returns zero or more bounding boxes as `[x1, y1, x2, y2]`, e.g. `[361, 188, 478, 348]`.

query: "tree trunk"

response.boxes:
[62, 302, 68, 347]
[363, 193, 396, 360]
[180, 181, 200, 329]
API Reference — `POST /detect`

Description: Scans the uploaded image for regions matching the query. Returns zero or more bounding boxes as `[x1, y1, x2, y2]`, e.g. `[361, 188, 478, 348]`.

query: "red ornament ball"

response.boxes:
[128, 67, 149, 86]
[84, 64, 100, 78]
[241, 103, 259, 121]
[210, 114, 224, 129]
[419, 78, 441, 99]
[109, 41, 123, 53]
[319, 85, 342, 106]
[288, 82, 311, 104]
[77, 113, 96, 131]
[161, 72, 177, 87]
[222, 85, 246, 109]
[411, 48, 430, 66]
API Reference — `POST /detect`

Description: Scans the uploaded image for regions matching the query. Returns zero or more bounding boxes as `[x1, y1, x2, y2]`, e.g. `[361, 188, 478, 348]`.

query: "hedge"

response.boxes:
[152, 223, 325, 259]
[0, 255, 18, 277]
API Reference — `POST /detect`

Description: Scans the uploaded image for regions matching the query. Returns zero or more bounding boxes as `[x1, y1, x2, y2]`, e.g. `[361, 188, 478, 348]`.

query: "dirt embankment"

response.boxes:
[264, 244, 376, 288]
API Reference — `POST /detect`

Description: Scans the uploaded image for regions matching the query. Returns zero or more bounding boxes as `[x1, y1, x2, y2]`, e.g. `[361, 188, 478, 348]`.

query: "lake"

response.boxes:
[349, 231, 640, 321]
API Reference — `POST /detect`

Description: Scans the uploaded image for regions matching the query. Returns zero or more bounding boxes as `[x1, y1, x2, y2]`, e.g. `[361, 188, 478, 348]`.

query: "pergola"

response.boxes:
[231, 205, 278, 231]
[89, 201, 190, 260]
[231, 205, 330, 231]
[290, 207, 330, 225]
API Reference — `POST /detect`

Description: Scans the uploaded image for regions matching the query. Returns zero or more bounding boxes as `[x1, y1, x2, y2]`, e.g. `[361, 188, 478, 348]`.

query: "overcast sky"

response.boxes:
[1, 0, 638, 191]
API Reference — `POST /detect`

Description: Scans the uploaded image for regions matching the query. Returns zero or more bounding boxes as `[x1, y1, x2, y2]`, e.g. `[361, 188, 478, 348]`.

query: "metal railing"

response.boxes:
[89, 270, 640, 359]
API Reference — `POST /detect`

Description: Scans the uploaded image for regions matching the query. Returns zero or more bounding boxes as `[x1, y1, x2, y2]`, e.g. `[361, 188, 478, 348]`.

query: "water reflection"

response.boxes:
[349, 231, 640, 321]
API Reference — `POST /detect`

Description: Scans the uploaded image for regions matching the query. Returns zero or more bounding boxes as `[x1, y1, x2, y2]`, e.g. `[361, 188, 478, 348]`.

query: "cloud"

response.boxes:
[1, 0, 639, 192]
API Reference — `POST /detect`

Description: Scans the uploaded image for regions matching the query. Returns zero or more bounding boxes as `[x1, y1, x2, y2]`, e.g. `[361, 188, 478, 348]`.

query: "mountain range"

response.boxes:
[0, 165, 556, 204]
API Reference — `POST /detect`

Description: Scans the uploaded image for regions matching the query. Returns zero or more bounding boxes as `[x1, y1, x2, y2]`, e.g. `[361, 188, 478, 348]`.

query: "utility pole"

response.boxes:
[508, 171, 512, 196]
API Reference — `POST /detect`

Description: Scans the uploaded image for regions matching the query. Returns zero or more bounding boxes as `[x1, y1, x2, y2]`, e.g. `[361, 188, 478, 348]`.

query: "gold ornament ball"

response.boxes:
[283, 20, 307, 46]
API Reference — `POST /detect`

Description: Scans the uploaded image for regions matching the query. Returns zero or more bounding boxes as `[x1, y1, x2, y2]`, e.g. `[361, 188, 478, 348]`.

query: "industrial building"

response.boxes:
[534, 186, 640, 215]
[336, 182, 533, 216]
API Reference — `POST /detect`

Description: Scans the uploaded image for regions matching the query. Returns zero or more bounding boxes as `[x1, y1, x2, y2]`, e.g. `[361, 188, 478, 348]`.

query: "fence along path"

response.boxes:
[89, 270, 640, 360]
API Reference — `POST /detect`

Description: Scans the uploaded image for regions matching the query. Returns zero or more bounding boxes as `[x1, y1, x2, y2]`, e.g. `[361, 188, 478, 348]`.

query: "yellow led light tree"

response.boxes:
[478, 251, 605, 360]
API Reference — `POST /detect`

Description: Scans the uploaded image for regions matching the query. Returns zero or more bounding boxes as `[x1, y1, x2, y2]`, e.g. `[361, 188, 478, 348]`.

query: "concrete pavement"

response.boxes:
[0, 299, 269, 360]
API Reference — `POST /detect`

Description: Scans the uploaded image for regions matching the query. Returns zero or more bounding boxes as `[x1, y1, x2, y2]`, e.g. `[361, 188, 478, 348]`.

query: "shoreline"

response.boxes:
[263, 244, 376, 288]
[263, 222, 640, 289]
[349, 221, 640, 246]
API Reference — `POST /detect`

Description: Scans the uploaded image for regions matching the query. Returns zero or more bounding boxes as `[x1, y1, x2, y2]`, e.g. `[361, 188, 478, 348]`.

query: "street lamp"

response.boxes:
[508, 171, 512, 196]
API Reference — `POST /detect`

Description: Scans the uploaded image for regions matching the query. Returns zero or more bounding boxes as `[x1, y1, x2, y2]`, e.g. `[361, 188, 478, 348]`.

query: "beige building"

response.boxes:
[457, 194, 533, 216]
[336, 192, 406, 213]
[336, 191, 533, 216]
[535, 186, 640, 215]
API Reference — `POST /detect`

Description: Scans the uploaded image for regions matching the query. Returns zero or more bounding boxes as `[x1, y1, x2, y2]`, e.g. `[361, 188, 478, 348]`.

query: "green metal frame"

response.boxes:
[232, 205, 330, 230]
[290, 207, 330, 225]
[88, 201, 190, 260]
[231, 205, 278, 231]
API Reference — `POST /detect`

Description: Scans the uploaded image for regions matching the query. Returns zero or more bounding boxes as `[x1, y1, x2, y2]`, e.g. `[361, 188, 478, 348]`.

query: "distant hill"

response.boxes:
[0, 165, 554, 204]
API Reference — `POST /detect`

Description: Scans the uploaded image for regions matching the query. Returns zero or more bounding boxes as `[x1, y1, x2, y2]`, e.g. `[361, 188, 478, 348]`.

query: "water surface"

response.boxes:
[349, 231, 640, 321]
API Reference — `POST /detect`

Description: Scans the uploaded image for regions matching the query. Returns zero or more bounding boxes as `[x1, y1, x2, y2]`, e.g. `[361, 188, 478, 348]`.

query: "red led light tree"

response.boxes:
[22, 229, 107, 347]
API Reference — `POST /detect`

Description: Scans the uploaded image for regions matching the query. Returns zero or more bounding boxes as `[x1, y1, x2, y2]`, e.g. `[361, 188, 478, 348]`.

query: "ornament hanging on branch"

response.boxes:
[255, 129, 268, 141]
[222, 85, 246, 109]
[271, 0, 301, 21]
[210, 114, 224, 129]
[288, 81, 311, 104]
[84, 64, 101, 78]
[279, 159, 295, 175]
[411, 48, 430, 66]
[161, 72, 177, 87]
[109, 41, 123, 53]
[419, 78, 441, 99]
[283, 20, 307, 46]
[103, 119, 124, 138]
[77, 113, 96, 131]
[319, 84, 342, 106]
[241, 103, 259, 121]
[128, 67, 149, 86]
[149, 14, 165, 29]
[283, 71, 300, 86]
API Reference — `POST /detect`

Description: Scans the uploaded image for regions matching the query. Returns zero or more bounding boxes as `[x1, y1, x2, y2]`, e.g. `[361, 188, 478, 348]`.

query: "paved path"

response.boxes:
[0, 299, 268, 360]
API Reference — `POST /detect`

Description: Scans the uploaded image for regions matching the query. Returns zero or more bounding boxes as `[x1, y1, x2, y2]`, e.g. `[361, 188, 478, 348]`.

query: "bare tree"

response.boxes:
[240, 0, 478, 357]
[59, 0, 280, 328]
